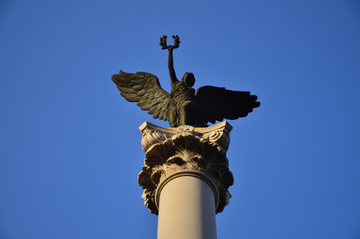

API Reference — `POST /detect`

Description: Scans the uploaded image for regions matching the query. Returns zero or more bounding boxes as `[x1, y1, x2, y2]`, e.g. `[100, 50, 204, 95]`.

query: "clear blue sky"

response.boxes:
[1, 1, 360, 238]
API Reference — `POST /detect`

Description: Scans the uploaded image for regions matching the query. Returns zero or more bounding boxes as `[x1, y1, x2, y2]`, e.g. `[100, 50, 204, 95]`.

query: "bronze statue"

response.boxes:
[112, 35, 260, 127]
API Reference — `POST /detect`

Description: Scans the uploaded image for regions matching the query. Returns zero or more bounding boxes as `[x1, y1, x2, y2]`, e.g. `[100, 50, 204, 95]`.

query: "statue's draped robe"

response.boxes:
[169, 81, 202, 127]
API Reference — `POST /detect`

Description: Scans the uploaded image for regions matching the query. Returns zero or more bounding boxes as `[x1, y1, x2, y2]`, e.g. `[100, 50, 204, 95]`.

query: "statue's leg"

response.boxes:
[179, 104, 187, 126]
[168, 107, 177, 127]
[180, 101, 194, 126]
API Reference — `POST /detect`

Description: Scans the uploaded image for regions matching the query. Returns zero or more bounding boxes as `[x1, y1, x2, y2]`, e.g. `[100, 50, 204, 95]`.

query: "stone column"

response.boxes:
[138, 121, 234, 239]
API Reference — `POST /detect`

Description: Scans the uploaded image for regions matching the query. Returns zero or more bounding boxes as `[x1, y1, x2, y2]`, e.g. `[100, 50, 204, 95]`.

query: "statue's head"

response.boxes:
[182, 72, 195, 87]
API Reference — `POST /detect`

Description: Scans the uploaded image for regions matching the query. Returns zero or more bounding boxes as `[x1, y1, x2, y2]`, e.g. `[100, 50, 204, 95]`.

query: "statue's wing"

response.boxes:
[112, 70, 171, 121]
[195, 86, 260, 124]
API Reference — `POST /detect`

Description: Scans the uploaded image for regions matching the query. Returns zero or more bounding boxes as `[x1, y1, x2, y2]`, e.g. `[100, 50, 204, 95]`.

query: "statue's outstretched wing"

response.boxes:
[195, 86, 260, 125]
[112, 71, 171, 121]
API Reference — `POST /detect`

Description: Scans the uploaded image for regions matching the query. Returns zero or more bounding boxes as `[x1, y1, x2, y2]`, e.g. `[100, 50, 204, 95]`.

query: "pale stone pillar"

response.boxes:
[138, 121, 234, 239]
[156, 171, 218, 239]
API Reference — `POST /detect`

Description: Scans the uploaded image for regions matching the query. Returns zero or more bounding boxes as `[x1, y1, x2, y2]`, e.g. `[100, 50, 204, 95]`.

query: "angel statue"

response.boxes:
[112, 35, 260, 127]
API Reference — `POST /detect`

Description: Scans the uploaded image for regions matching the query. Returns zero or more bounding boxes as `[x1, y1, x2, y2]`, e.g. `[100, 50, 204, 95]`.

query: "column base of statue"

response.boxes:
[138, 121, 234, 239]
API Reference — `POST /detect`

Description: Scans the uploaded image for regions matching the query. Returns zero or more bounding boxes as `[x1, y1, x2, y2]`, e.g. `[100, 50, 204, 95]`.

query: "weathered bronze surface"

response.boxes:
[112, 35, 260, 127]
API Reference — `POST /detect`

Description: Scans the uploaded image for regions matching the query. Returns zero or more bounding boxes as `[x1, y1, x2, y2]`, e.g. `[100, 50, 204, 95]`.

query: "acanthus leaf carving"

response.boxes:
[137, 121, 234, 215]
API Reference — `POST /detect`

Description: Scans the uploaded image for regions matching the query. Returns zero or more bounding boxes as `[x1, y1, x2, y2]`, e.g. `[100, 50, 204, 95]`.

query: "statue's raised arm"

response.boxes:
[112, 35, 260, 127]
[159, 35, 180, 90]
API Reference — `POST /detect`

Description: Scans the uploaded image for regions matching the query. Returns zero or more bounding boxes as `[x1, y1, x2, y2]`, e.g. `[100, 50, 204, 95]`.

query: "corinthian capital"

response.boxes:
[137, 121, 234, 215]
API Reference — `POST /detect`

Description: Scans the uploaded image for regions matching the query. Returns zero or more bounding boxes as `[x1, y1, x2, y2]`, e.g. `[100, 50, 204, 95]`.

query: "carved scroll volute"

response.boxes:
[140, 128, 168, 152]
[203, 129, 230, 152]
[138, 121, 234, 215]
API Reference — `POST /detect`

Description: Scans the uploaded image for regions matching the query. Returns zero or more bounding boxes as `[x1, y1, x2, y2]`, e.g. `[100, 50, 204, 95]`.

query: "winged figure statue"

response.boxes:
[112, 35, 260, 127]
